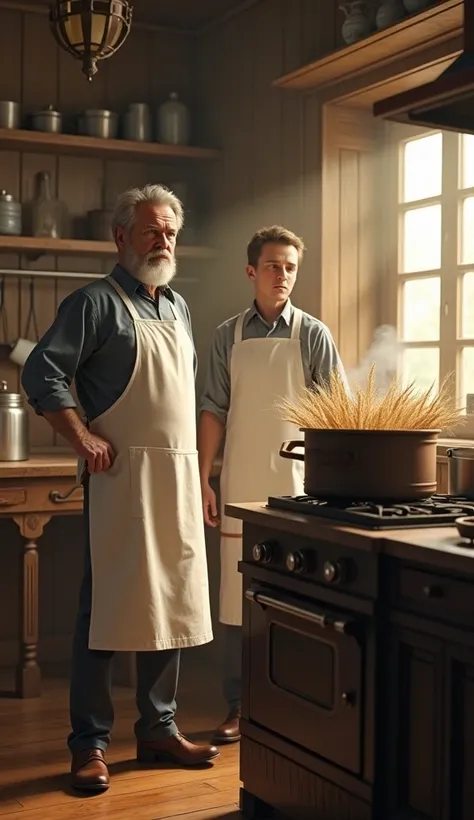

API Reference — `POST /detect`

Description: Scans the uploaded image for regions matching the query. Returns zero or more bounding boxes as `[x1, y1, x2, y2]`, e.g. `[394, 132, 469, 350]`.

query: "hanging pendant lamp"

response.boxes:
[49, 0, 133, 82]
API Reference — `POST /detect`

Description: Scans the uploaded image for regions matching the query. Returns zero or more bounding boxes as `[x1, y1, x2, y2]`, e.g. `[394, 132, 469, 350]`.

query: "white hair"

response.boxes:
[111, 183, 184, 234]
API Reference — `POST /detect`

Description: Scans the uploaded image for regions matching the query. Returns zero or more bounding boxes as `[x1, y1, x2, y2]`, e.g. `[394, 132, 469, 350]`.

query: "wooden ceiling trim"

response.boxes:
[0, 0, 262, 34]
[0, 1, 193, 35]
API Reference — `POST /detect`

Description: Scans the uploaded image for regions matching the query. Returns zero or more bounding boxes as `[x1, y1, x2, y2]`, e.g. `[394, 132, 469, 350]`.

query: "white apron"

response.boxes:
[219, 306, 305, 626]
[86, 277, 213, 651]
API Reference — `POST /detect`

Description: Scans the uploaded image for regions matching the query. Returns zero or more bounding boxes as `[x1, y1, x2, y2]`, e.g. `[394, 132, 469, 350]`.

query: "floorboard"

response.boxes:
[0, 667, 241, 820]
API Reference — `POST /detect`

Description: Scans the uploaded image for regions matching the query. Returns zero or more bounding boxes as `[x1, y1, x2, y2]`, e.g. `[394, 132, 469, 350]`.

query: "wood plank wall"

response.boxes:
[0, 8, 196, 450]
[0, 0, 376, 671]
[196, 0, 344, 337]
[321, 104, 381, 368]
[0, 6, 198, 668]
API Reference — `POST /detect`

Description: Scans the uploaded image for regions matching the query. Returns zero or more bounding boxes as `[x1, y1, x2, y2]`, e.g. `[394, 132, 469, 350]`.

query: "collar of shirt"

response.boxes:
[111, 264, 175, 303]
[245, 299, 292, 329]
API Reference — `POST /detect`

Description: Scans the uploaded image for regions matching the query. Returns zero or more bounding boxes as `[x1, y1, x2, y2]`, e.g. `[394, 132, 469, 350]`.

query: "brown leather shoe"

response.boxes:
[137, 732, 219, 767]
[212, 708, 241, 744]
[71, 748, 110, 792]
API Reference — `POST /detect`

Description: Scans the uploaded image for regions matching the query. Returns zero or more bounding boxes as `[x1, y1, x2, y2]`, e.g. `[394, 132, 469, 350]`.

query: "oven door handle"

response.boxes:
[245, 587, 357, 635]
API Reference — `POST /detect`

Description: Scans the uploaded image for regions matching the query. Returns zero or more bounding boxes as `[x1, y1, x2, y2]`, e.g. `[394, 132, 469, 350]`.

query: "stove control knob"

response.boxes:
[252, 541, 275, 564]
[323, 560, 347, 584]
[286, 550, 308, 574]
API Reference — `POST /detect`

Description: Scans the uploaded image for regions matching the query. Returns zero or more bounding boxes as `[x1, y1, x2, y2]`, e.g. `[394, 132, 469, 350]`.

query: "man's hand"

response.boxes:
[76, 431, 115, 474]
[42, 409, 115, 473]
[202, 481, 219, 527]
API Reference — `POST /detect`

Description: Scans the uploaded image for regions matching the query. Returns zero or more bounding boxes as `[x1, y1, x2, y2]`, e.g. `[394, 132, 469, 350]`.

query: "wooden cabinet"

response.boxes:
[385, 626, 444, 819]
[444, 644, 474, 820]
[383, 561, 474, 819]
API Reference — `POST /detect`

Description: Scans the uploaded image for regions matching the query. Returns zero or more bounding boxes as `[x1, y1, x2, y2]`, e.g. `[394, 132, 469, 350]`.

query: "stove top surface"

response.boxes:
[266, 494, 474, 530]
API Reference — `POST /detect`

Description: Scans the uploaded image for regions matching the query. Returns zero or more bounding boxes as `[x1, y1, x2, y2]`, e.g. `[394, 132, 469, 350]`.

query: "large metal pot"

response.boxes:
[446, 447, 474, 498]
[0, 380, 29, 461]
[280, 428, 439, 501]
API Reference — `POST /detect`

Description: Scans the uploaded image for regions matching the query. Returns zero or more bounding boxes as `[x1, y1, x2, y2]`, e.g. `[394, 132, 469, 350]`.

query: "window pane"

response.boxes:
[401, 205, 441, 273]
[461, 272, 474, 338]
[460, 134, 474, 189]
[402, 133, 442, 203]
[460, 347, 474, 411]
[401, 277, 440, 341]
[460, 196, 474, 264]
[402, 348, 439, 393]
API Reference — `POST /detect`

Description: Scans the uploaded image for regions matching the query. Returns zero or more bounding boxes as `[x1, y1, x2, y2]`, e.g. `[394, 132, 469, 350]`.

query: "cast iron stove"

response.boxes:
[266, 493, 474, 529]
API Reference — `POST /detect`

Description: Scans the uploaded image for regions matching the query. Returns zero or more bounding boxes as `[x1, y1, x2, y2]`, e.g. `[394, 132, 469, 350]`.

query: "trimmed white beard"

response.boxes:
[124, 246, 177, 287]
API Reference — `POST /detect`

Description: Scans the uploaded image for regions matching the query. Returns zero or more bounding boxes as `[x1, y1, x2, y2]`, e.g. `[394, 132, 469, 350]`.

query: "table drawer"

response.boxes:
[0, 480, 83, 513]
[0, 487, 27, 508]
[395, 566, 474, 627]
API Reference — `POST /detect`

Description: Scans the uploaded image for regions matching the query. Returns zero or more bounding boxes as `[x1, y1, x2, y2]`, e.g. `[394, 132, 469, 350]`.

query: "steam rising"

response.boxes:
[346, 325, 404, 393]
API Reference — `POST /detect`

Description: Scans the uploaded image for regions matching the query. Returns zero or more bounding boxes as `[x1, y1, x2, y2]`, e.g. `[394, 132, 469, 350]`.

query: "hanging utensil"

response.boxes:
[24, 277, 40, 341]
[9, 277, 39, 367]
[0, 275, 11, 361]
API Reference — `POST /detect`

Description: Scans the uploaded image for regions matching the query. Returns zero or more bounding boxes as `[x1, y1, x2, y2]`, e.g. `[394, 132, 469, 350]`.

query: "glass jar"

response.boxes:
[32, 170, 68, 239]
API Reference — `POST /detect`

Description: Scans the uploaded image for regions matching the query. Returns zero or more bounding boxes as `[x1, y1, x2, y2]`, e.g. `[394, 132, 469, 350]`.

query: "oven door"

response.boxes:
[245, 583, 365, 775]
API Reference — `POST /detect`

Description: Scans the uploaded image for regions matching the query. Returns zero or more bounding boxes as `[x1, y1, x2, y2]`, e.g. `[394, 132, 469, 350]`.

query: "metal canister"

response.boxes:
[80, 109, 119, 139]
[123, 103, 151, 142]
[0, 190, 22, 236]
[0, 380, 29, 461]
[0, 101, 20, 130]
[31, 104, 62, 133]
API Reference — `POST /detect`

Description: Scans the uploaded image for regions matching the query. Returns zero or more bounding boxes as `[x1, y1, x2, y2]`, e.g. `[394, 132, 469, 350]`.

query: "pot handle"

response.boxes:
[280, 440, 304, 462]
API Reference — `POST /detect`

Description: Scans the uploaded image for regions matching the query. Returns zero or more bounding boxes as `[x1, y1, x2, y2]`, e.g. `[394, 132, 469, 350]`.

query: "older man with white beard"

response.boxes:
[21, 184, 217, 793]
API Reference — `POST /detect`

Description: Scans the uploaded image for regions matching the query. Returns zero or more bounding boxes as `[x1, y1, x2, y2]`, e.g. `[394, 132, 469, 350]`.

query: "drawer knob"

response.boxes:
[423, 584, 443, 599]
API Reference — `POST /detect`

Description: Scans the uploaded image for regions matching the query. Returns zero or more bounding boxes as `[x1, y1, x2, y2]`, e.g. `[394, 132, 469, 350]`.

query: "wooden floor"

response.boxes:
[0, 669, 241, 820]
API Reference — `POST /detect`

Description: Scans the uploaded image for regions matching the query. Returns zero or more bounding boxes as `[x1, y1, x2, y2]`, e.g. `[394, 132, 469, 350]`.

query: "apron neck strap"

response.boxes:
[106, 276, 180, 323]
[168, 299, 179, 320]
[290, 307, 303, 340]
[107, 276, 141, 320]
[234, 309, 250, 344]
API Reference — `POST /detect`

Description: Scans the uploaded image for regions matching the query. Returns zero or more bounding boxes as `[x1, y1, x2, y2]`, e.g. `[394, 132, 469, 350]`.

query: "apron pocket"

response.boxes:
[129, 446, 199, 520]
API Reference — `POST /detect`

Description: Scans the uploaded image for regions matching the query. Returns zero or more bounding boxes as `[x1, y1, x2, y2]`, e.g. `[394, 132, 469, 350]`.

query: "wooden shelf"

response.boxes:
[274, 0, 463, 91]
[0, 128, 221, 162]
[0, 236, 216, 259]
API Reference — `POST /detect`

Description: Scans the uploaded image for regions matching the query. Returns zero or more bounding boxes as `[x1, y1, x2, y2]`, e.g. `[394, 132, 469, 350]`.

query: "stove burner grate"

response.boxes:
[266, 494, 474, 529]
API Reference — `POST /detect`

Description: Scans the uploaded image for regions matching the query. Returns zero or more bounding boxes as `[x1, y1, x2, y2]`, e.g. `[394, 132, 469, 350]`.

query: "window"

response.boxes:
[394, 128, 474, 436]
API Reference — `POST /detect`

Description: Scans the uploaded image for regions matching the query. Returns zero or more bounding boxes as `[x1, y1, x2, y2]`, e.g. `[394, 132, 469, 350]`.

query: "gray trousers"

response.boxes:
[67, 482, 180, 754]
[223, 624, 242, 711]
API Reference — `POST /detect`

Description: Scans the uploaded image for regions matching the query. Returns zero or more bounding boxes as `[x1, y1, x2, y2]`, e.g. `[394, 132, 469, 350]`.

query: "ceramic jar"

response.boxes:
[376, 0, 406, 28]
[157, 92, 190, 146]
[403, 0, 432, 12]
[340, 1, 374, 44]
[0, 189, 21, 236]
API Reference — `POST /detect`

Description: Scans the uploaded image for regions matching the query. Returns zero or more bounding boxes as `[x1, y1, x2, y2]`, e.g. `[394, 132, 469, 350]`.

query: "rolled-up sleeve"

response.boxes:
[309, 323, 349, 388]
[21, 290, 98, 415]
[200, 326, 230, 422]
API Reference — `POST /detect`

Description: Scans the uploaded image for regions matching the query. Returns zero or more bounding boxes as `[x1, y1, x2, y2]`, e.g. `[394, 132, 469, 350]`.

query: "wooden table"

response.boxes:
[0, 453, 223, 699]
[0, 454, 83, 698]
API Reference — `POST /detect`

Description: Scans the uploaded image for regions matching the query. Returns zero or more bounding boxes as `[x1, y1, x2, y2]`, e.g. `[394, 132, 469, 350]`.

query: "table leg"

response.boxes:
[13, 513, 51, 698]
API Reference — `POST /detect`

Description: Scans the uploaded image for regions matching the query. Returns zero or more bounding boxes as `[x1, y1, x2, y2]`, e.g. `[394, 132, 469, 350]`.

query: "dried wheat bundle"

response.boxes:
[276, 365, 464, 432]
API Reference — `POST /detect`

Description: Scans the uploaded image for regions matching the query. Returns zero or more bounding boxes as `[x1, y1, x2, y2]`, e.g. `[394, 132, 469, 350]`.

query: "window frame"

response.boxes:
[383, 122, 474, 439]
